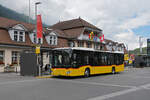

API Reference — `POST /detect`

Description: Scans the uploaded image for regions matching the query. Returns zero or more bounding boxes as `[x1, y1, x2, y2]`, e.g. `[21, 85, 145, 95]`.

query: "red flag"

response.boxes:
[99, 34, 104, 42]
[37, 15, 43, 38]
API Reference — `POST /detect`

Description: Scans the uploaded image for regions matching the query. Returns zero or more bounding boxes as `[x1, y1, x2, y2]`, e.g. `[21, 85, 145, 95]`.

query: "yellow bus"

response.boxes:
[51, 47, 124, 77]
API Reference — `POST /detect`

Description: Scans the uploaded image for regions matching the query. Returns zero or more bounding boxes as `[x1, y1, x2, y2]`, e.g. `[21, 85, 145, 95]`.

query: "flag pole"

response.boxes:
[35, 2, 42, 76]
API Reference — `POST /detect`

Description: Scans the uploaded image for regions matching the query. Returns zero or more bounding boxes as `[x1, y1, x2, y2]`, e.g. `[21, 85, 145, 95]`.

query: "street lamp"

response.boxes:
[35, 2, 42, 76]
[35, 2, 41, 23]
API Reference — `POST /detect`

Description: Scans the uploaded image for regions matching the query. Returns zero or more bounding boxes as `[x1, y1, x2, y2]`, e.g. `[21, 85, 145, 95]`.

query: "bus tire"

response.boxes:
[84, 68, 90, 77]
[112, 67, 116, 74]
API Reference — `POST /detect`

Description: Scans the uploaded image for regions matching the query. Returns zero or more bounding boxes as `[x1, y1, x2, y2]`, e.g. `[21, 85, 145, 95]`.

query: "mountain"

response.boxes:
[129, 47, 147, 55]
[0, 4, 48, 27]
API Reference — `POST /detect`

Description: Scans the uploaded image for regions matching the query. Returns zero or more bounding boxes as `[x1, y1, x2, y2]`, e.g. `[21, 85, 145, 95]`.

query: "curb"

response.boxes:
[36, 75, 53, 79]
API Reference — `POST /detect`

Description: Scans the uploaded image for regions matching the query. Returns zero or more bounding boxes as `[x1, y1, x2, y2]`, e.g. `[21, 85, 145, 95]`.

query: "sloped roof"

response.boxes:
[0, 17, 35, 31]
[63, 27, 84, 38]
[104, 39, 114, 45]
[44, 29, 67, 38]
[0, 29, 34, 47]
[0, 17, 67, 37]
[50, 18, 102, 31]
[0, 17, 68, 48]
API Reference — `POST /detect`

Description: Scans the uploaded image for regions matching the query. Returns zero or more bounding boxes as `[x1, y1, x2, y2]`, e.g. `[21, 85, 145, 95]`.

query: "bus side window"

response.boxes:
[93, 52, 99, 66]
[116, 54, 120, 65]
[120, 54, 123, 65]
[76, 52, 82, 66]
[89, 51, 94, 66]
[112, 54, 115, 65]
[115, 54, 118, 65]
[98, 52, 102, 66]
[104, 53, 107, 65]
[101, 53, 105, 66]
[71, 51, 78, 67]
[107, 53, 111, 65]
[83, 53, 89, 65]
[122, 54, 124, 64]
[109, 53, 114, 65]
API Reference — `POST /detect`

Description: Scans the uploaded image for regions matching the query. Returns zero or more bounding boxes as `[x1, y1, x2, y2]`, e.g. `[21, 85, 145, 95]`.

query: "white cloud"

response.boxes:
[120, 12, 150, 29]
[1, 0, 150, 50]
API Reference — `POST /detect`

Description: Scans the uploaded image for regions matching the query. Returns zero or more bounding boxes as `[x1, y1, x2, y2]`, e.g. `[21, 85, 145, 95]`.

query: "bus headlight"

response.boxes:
[66, 71, 71, 74]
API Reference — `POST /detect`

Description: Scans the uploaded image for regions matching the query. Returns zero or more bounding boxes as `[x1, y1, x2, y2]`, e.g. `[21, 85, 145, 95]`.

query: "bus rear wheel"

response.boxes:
[112, 67, 116, 74]
[84, 69, 90, 77]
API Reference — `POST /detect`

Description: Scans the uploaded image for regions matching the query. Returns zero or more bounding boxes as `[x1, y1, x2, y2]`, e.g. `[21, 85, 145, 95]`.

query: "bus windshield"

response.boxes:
[52, 50, 71, 68]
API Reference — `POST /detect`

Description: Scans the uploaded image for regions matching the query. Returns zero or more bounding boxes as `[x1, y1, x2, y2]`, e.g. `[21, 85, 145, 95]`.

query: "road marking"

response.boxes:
[144, 87, 150, 90]
[0, 79, 42, 85]
[87, 83, 150, 100]
[87, 87, 140, 100]
[140, 84, 150, 89]
[52, 79, 136, 88]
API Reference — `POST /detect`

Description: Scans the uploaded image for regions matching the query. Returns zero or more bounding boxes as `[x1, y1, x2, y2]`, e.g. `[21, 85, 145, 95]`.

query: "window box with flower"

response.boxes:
[4, 63, 15, 72]
[11, 61, 18, 66]
[0, 61, 4, 67]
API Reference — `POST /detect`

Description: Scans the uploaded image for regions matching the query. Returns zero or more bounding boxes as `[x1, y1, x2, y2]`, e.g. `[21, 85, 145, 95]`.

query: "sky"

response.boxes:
[1, 0, 150, 50]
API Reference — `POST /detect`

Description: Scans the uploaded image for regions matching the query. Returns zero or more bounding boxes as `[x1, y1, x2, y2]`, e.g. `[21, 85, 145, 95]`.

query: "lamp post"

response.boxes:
[35, 2, 41, 23]
[28, 0, 30, 23]
[35, 2, 42, 76]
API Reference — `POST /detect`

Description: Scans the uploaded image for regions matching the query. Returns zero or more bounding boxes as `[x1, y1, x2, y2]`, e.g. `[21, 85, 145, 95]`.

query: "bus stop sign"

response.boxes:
[36, 46, 40, 54]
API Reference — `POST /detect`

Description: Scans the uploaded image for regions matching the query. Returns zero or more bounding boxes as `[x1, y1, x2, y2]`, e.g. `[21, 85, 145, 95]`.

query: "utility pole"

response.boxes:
[139, 36, 143, 54]
[35, 2, 42, 76]
[126, 44, 128, 55]
[28, 0, 30, 23]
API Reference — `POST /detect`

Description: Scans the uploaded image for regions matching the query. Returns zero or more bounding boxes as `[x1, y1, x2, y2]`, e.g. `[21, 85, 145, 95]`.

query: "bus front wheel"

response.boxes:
[84, 68, 90, 77]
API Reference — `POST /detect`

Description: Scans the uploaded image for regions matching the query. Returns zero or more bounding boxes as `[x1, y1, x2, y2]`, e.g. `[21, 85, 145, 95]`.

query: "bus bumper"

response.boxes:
[51, 68, 84, 77]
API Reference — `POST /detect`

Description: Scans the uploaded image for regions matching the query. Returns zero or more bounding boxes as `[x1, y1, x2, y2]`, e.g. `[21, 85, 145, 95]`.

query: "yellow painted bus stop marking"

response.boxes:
[36, 76, 53, 79]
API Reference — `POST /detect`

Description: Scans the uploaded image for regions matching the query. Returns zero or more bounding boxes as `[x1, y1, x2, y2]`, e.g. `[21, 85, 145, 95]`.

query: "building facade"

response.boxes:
[0, 17, 126, 71]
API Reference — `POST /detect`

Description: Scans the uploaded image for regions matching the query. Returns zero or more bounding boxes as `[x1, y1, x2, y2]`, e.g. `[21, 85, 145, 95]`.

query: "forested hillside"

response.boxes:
[129, 47, 147, 55]
[0, 4, 48, 26]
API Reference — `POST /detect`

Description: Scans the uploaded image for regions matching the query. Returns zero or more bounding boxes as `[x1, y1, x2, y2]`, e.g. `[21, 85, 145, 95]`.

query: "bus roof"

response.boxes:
[53, 47, 124, 54]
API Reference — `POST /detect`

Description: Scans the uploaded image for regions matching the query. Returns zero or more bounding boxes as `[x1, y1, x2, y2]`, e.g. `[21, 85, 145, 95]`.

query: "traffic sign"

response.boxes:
[36, 46, 40, 54]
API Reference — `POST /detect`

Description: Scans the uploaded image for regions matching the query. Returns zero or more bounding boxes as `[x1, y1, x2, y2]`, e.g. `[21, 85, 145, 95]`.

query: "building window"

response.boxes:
[53, 36, 56, 45]
[14, 31, 25, 42]
[19, 32, 23, 42]
[12, 51, 19, 64]
[100, 45, 103, 50]
[113, 46, 116, 51]
[68, 41, 75, 47]
[106, 45, 112, 51]
[118, 47, 121, 51]
[38, 38, 41, 44]
[86, 42, 92, 48]
[94, 43, 99, 50]
[78, 41, 84, 47]
[0, 51, 4, 65]
[14, 31, 18, 41]
[33, 33, 37, 43]
[49, 35, 57, 45]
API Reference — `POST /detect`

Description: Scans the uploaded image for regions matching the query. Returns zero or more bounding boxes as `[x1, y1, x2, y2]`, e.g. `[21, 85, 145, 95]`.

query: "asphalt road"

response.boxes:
[0, 67, 150, 100]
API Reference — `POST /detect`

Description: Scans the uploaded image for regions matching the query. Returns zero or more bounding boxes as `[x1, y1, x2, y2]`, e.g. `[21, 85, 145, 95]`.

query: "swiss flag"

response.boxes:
[37, 15, 43, 38]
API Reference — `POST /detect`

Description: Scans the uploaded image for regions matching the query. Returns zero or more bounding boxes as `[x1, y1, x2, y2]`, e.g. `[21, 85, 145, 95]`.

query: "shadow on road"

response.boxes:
[51, 72, 124, 80]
